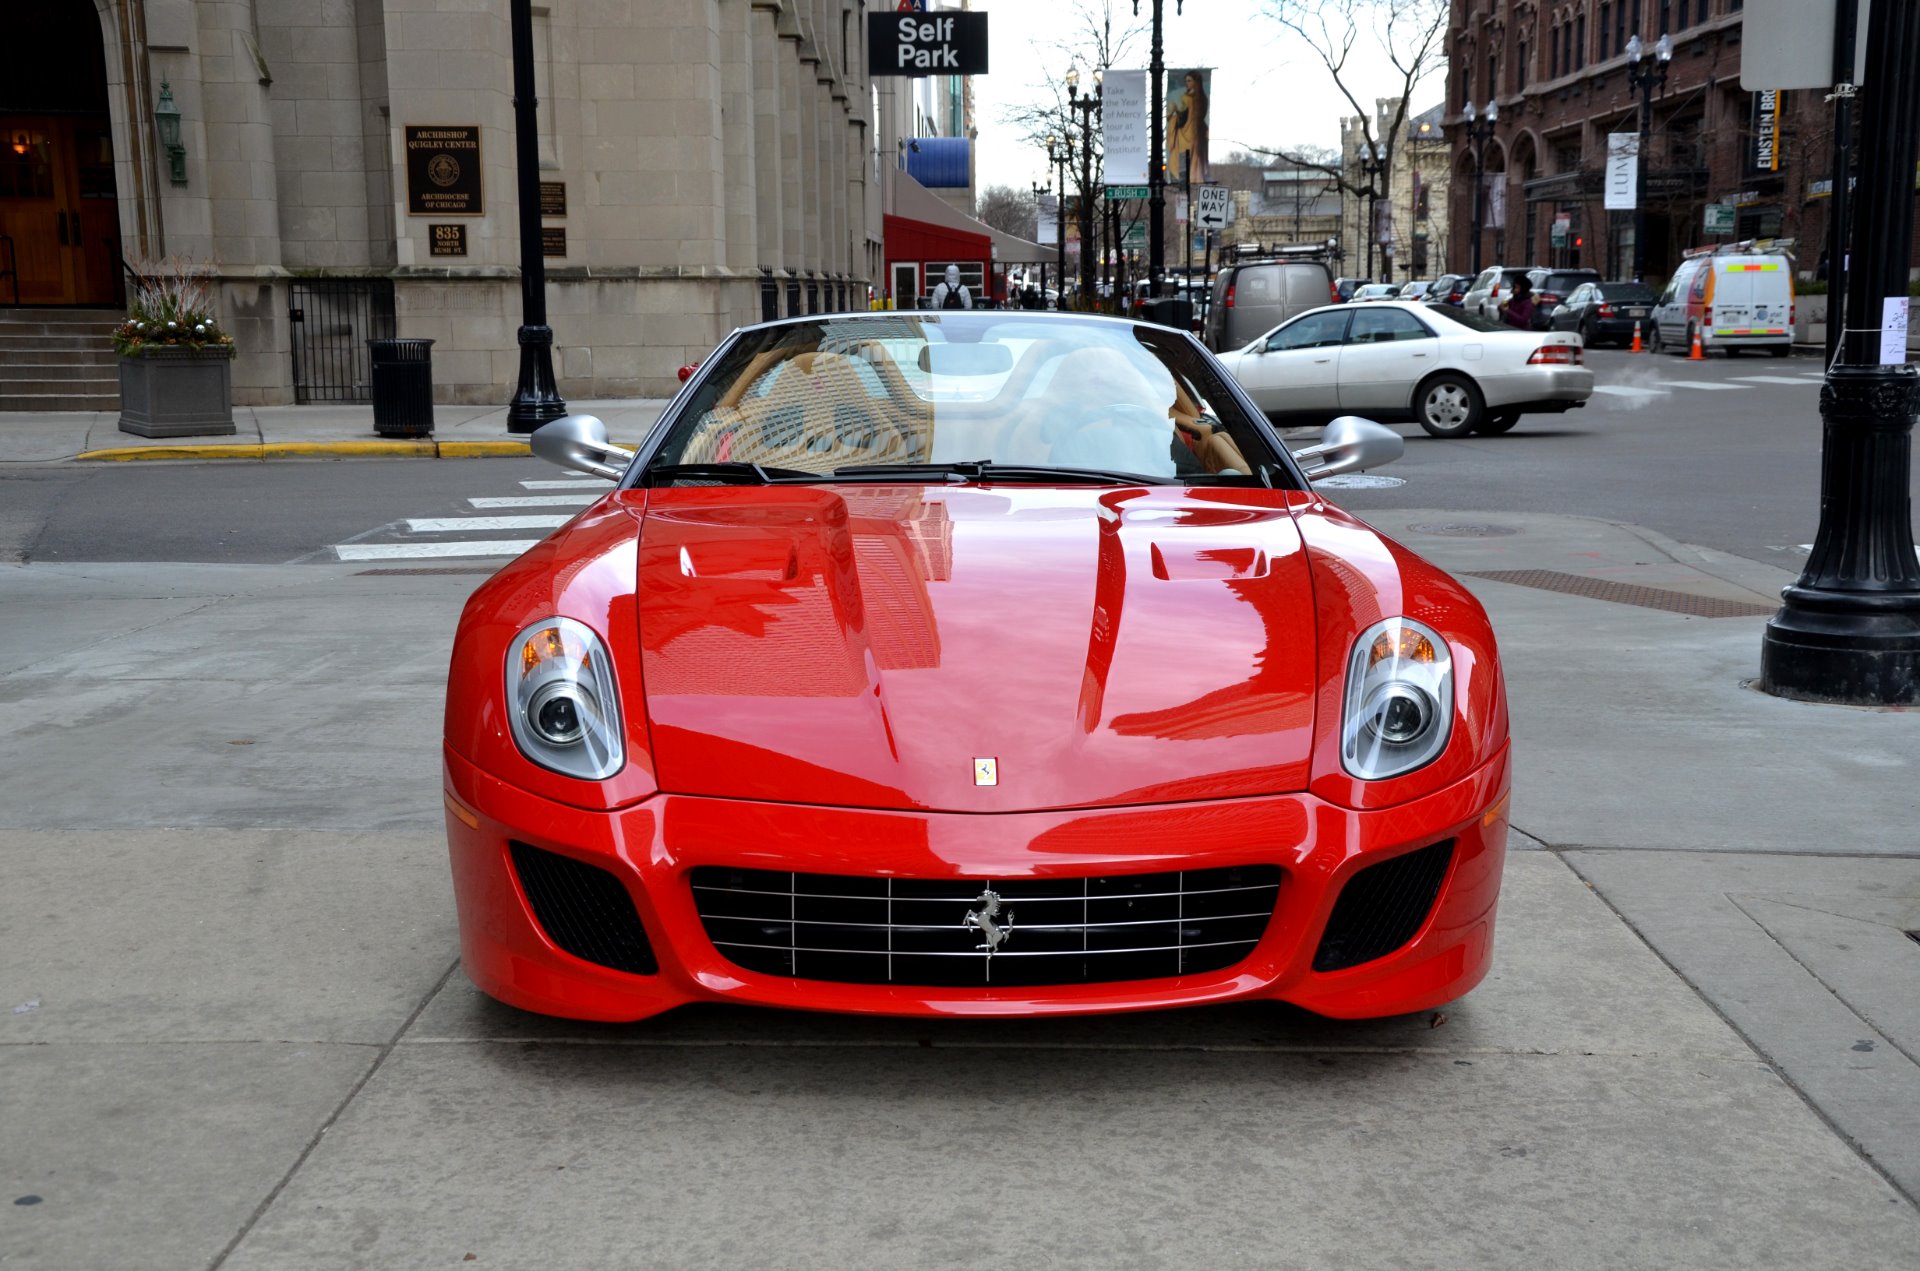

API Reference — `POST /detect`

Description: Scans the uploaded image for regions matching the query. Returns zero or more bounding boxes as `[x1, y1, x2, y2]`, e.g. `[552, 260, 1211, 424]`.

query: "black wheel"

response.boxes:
[1769, 344, 1792, 358]
[1580, 317, 1599, 348]
[1648, 323, 1665, 355]
[1476, 411, 1521, 435]
[1414, 373, 1485, 439]
[1726, 346, 1744, 357]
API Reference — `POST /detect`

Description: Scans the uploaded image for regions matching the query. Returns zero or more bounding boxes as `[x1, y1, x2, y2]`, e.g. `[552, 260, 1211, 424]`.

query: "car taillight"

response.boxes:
[1528, 344, 1583, 365]
[1597, 303, 1616, 317]
[1330, 281, 1340, 303]
[1224, 284, 1235, 309]
[1790, 303, 1797, 326]
[1540, 293, 1561, 306]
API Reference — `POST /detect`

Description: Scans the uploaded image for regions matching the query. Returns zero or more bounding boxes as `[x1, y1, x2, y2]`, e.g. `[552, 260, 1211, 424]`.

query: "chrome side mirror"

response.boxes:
[1293, 415, 1403, 481]
[530, 414, 635, 481]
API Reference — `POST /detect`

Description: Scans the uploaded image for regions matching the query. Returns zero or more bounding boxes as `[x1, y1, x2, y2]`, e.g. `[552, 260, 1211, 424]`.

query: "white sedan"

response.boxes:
[1216, 301, 1595, 437]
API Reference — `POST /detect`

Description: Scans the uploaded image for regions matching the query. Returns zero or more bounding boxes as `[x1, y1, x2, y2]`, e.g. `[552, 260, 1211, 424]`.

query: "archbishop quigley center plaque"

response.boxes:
[406, 126, 483, 216]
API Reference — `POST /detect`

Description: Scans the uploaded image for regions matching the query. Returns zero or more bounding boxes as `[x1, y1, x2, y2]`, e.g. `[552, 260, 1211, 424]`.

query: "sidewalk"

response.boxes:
[2, 506, 1917, 1265]
[0, 398, 671, 464]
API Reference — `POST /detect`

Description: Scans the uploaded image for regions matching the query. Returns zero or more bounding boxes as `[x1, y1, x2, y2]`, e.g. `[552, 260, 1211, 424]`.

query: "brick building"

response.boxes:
[1443, 0, 1913, 285]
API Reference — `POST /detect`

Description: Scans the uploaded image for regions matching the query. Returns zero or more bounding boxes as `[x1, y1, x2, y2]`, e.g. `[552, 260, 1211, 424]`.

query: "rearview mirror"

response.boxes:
[918, 344, 1013, 375]
[1291, 415, 1402, 481]
[530, 414, 636, 481]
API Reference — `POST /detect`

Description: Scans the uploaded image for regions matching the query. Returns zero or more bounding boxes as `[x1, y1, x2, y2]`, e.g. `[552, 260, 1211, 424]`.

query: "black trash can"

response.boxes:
[366, 338, 436, 437]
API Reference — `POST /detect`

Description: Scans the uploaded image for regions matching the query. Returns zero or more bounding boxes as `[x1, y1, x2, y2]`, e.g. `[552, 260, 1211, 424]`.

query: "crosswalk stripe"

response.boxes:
[404, 516, 569, 532]
[1730, 375, 1820, 385]
[519, 478, 609, 489]
[1663, 381, 1747, 391]
[336, 540, 538, 561]
[1593, 385, 1665, 398]
[470, 494, 598, 508]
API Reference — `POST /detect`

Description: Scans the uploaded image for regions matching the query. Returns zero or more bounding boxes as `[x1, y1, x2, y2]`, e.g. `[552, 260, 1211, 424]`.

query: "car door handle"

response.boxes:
[1312, 357, 1331, 364]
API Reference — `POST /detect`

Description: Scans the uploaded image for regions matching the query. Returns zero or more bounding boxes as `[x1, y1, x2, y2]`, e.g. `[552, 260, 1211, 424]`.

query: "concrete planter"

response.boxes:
[1795, 295, 1826, 348]
[117, 350, 236, 437]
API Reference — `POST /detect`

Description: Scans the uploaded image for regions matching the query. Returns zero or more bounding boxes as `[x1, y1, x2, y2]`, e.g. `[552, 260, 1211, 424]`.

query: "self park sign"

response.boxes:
[868, 8, 989, 77]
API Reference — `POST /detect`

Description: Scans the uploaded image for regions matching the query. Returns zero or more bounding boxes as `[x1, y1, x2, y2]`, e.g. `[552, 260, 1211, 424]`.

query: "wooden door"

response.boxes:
[0, 115, 120, 306]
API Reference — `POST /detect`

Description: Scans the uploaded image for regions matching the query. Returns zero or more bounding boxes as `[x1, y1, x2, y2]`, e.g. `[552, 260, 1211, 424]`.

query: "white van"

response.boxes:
[1651, 247, 1795, 357]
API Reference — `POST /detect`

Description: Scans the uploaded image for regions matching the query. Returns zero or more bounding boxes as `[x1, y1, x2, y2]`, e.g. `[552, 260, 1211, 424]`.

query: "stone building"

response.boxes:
[1339, 100, 1453, 283]
[1216, 169, 1344, 259]
[0, 0, 892, 407]
[1443, 0, 1917, 284]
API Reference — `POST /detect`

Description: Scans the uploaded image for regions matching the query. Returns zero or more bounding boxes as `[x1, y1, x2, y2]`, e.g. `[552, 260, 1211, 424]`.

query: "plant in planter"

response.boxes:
[115, 258, 237, 438]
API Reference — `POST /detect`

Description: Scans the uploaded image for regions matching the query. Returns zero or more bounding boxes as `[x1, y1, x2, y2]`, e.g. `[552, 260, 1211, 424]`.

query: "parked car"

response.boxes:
[1216, 300, 1594, 438]
[1460, 266, 1538, 322]
[1525, 269, 1604, 331]
[1397, 280, 1433, 302]
[1548, 281, 1659, 346]
[450, 309, 1512, 1024]
[1204, 255, 1339, 352]
[1429, 274, 1472, 306]
[1334, 277, 1371, 303]
[1352, 283, 1403, 302]
[1649, 248, 1795, 357]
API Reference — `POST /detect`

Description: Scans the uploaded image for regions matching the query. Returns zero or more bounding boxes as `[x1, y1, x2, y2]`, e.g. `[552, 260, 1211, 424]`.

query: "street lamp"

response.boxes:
[1067, 67, 1103, 309]
[1046, 133, 1068, 307]
[1461, 100, 1496, 274]
[153, 81, 186, 186]
[1625, 32, 1672, 283]
[1358, 140, 1387, 282]
[506, 0, 565, 433]
[1131, 0, 1186, 299]
[1030, 177, 1052, 301]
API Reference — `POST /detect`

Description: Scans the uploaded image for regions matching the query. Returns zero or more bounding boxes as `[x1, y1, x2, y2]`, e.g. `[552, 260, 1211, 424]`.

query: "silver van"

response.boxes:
[1204, 256, 1337, 351]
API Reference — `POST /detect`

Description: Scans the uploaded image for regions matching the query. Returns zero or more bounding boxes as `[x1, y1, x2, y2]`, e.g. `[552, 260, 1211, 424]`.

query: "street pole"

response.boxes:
[1134, 0, 1177, 298]
[1825, 0, 1859, 367]
[1463, 101, 1494, 275]
[1761, 0, 1920, 705]
[1048, 135, 1068, 307]
[505, 0, 565, 434]
[1626, 34, 1671, 285]
[1068, 70, 1102, 309]
[1184, 159, 1193, 284]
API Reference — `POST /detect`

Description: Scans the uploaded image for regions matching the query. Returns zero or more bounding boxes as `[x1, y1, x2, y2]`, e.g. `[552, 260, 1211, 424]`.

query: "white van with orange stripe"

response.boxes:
[1650, 245, 1795, 357]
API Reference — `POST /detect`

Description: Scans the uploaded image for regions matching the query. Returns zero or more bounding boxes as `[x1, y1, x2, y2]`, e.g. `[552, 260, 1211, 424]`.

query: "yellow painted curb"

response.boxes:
[75, 438, 532, 462]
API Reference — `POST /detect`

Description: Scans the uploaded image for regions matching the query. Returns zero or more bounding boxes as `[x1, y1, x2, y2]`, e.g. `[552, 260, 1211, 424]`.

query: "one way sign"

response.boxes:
[1194, 185, 1230, 230]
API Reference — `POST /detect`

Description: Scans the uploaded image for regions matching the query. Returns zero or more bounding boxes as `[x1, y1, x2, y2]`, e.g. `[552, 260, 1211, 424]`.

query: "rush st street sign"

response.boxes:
[868, 10, 989, 76]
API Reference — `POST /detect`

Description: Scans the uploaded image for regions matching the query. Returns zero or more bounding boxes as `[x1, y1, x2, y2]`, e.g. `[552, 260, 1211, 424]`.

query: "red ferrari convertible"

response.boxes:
[443, 311, 1510, 1022]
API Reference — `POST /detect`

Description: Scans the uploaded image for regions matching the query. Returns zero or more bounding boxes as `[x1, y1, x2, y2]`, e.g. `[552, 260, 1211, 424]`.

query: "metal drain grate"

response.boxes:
[1468, 570, 1777, 618]
[355, 566, 500, 577]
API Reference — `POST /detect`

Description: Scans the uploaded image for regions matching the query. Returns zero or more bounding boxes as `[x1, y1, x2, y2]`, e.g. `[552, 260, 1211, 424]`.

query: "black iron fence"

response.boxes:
[290, 279, 396, 403]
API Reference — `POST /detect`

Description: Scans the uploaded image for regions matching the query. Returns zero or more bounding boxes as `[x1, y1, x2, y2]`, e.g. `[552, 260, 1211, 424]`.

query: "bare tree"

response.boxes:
[976, 184, 1039, 238]
[1262, 0, 1450, 272]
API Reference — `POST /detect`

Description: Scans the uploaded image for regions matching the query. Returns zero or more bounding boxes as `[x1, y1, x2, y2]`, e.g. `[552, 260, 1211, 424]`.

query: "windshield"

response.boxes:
[647, 314, 1287, 486]
[1426, 304, 1513, 334]
[1597, 283, 1656, 303]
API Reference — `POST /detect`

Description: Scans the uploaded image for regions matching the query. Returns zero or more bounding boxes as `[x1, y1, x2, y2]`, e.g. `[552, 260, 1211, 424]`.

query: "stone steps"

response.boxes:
[0, 308, 123, 410]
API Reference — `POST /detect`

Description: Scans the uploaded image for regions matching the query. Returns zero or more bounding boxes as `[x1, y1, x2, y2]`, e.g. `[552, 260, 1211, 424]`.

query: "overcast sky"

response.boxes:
[965, 1, 1445, 192]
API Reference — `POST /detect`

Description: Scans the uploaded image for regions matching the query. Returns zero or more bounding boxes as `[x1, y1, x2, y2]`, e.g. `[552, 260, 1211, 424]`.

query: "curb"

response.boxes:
[73, 438, 532, 462]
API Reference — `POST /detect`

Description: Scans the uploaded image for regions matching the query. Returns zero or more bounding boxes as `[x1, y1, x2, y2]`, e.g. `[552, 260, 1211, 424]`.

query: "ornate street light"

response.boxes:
[1359, 140, 1387, 282]
[1067, 68, 1103, 309]
[1625, 32, 1672, 282]
[154, 80, 186, 186]
[1461, 99, 1497, 274]
[1029, 177, 1052, 301]
[1131, 0, 1187, 299]
[1046, 133, 1069, 306]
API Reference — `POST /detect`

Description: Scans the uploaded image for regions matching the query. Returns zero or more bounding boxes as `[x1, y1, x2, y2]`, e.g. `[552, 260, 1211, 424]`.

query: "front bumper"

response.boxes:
[444, 743, 1511, 1023]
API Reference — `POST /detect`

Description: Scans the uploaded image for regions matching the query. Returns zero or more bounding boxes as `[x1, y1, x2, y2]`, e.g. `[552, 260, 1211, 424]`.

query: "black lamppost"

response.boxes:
[1461, 99, 1496, 275]
[1131, 0, 1185, 299]
[506, 0, 565, 433]
[1625, 32, 1671, 284]
[1761, 0, 1920, 705]
[1067, 67, 1102, 309]
[1046, 133, 1068, 307]
[1030, 178, 1051, 300]
[1358, 140, 1386, 282]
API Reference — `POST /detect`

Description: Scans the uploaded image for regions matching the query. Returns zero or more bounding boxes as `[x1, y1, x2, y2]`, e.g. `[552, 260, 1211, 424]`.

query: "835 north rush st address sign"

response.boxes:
[867, 10, 988, 77]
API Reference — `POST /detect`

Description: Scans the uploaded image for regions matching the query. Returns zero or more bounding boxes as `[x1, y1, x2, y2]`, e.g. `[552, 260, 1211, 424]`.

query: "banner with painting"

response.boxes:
[1165, 68, 1211, 185]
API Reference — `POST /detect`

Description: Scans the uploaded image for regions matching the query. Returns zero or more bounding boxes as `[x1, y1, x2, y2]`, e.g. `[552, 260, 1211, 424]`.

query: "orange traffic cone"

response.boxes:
[1631, 321, 1643, 353]
[1689, 326, 1705, 360]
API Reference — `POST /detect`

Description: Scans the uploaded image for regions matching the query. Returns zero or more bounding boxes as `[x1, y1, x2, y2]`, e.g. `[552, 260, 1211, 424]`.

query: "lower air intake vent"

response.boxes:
[510, 841, 657, 975]
[1312, 840, 1455, 972]
[691, 865, 1282, 987]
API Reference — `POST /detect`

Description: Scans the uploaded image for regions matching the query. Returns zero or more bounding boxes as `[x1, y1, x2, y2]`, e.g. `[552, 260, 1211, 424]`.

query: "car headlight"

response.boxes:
[1341, 617, 1453, 780]
[505, 617, 624, 780]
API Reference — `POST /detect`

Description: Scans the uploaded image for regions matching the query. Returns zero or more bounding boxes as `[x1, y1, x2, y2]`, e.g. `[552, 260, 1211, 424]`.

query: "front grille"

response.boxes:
[1312, 840, 1455, 972]
[690, 865, 1283, 987]
[510, 842, 658, 975]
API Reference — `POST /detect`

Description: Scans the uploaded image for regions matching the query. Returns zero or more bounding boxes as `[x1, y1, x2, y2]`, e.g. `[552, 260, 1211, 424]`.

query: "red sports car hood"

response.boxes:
[634, 484, 1321, 812]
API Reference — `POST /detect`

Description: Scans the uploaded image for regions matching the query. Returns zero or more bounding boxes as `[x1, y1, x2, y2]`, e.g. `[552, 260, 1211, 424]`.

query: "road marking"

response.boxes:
[470, 494, 598, 508]
[1593, 385, 1667, 398]
[1730, 376, 1821, 386]
[335, 540, 539, 561]
[519, 478, 608, 489]
[1663, 381, 1747, 391]
[403, 516, 569, 532]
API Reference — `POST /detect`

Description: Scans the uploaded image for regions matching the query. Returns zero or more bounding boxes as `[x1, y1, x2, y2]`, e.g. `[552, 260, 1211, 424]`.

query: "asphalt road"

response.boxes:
[1, 348, 1911, 571]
